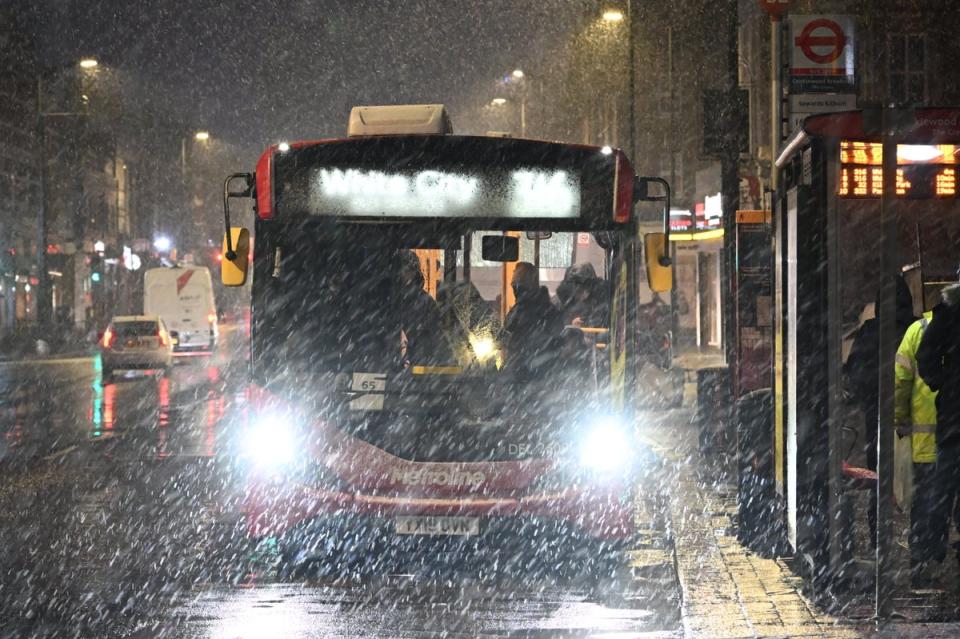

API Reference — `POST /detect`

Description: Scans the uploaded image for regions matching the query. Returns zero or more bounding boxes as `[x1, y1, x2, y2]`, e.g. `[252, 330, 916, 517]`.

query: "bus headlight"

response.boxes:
[244, 413, 297, 469]
[579, 418, 633, 473]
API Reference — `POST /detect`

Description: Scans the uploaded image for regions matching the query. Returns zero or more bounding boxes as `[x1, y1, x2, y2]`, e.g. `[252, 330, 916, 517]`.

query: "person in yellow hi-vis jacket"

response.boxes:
[895, 310, 941, 587]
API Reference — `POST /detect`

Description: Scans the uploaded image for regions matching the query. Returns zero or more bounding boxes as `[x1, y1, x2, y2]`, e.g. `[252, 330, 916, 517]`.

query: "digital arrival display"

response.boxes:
[838, 141, 958, 199]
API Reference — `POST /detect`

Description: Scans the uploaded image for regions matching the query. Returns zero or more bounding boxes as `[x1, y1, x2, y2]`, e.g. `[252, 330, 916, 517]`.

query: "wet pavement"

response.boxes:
[0, 325, 684, 639]
[5, 329, 959, 638]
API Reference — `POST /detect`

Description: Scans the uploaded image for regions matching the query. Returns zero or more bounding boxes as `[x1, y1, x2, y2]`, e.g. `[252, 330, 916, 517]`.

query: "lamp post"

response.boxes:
[181, 130, 211, 178]
[511, 69, 528, 137]
[491, 69, 529, 137]
[181, 131, 214, 251]
[602, 2, 635, 161]
[36, 58, 98, 330]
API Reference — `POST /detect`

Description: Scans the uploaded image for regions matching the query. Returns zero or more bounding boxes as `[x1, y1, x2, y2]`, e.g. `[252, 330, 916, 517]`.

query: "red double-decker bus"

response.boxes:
[219, 105, 672, 576]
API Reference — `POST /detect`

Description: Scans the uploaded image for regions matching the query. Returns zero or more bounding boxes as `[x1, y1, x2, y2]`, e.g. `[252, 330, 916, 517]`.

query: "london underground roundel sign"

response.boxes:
[795, 18, 846, 64]
[789, 14, 855, 93]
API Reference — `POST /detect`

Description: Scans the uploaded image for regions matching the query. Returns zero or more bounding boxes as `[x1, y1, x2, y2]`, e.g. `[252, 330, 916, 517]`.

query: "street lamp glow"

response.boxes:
[79, 58, 99, 69]
[601, 145, 613, 155]
[153, 236, 172, 252]
[602, 9, 625, 22]
[277, 142, 290, 152]
[491, 98, 507, 106]
[511, 69, 525, 79]
[194, 131, 210, 141]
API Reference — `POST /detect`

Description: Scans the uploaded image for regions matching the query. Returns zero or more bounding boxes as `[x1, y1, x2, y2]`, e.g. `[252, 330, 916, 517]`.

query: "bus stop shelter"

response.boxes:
[770, 108, 960, 610]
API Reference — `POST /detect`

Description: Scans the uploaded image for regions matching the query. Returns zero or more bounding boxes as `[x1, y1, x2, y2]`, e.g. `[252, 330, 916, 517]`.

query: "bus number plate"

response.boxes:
[395, 516, 479, 536]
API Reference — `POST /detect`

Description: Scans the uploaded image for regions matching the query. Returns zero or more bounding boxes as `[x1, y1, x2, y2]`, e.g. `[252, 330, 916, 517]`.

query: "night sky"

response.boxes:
[21, 0, 594, 151]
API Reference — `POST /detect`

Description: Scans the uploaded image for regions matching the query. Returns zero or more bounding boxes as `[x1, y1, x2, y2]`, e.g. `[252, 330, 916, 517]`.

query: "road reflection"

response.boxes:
[0, 356, 100, 461]
[0, 347, 237, 464]
[91, 360, 230, 458]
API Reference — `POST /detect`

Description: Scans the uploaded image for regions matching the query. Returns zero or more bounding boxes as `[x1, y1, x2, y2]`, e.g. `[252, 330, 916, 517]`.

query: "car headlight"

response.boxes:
[243, 412, 297, 469]
[579, 418, 633, 473]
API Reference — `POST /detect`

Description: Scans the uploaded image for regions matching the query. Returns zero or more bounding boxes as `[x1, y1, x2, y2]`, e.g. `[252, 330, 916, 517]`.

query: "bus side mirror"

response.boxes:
[222, 227, 250, 286]
[481, 235, 519, 262]
[644, 233, 672, 293]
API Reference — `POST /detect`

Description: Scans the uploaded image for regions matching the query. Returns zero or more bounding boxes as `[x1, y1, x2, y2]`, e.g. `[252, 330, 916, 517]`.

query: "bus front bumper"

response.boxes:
[243, 482, 637, 546]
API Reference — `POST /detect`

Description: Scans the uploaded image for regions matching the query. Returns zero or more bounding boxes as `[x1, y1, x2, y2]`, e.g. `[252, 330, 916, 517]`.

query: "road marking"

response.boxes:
[0, 356, 95, 367]
[42, 444, 78, 462]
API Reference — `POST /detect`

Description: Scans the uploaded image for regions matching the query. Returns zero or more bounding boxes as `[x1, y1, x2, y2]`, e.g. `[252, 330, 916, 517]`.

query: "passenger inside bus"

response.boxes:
[556, 263, 609, 328]
[437, 280, 502, 368]
[503, 262, 565, 377]
[397, 250, 454, 366]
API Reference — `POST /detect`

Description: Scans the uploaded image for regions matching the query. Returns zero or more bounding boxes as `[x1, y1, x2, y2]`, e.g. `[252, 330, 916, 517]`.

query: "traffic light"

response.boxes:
[90, 255, 103, 284]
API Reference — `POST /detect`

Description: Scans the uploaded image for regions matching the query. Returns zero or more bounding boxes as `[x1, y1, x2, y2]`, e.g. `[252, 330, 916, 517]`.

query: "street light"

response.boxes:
[599, 3, 634, 161]
[602, 9, 625, 22]
[153, 236, 172, 253]
[491, 97, 507, 106]
[36, 58, 100, 330]
[182, 131, 212, 175]
[496, 68, 529, 137]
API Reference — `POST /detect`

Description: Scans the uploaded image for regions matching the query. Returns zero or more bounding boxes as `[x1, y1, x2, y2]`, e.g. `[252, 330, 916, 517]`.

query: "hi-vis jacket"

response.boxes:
[895, 311, 938, 463]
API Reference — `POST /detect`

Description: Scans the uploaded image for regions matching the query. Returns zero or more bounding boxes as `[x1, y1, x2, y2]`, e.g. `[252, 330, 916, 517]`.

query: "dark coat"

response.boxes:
[399, 274, 454, 366]
[556, 264, 609, 328]
[504, 286, 564, 376]
[917, 283, 960, 446]
[845, 278, 917, 414]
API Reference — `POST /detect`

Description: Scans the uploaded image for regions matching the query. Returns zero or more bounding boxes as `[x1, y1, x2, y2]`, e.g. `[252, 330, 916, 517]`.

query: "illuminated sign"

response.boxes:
[702, 192, 723, 227]
[307, 168, 581, 218]
[684, 194, 723, 230]
[670, 208, 693, 231]
[838, 141, 959, 198]
[936, 167, 956, 196]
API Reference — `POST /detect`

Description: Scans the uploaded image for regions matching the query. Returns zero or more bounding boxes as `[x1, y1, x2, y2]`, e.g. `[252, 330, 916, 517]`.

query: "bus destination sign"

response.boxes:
[303, 167, 581, 218]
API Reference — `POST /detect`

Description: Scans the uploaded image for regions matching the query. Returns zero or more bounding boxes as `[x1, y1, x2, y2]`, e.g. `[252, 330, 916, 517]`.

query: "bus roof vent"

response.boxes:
[348, 104, 453, 136]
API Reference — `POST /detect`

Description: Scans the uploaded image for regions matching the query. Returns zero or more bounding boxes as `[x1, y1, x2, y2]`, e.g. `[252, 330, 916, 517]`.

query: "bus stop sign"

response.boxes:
[757, 0, 790, 19]
[789, 15, 855, 93]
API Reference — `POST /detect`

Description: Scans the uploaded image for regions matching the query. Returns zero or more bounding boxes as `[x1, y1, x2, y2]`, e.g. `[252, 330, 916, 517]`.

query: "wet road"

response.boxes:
[0, 325, 681, 639]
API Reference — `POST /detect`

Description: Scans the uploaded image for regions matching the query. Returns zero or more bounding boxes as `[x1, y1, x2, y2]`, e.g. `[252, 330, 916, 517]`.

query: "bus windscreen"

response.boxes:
[272, 136, 619, 220]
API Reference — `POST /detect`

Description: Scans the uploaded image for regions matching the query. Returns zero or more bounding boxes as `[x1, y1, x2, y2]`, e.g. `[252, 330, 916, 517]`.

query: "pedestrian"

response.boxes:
[894, 309, 941, 587]
[844, 275, 917, 542]
[917, 268, 960, 577]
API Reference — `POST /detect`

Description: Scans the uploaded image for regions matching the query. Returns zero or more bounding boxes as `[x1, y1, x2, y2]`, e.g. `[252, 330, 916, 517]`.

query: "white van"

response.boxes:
[144, 266, 218, 353]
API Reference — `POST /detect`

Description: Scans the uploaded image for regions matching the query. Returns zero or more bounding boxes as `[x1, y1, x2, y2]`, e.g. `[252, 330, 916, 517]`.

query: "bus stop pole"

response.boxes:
[627, 0, 636, 163]
[875, 107, 898, 622]
[769, 15, 781, 193]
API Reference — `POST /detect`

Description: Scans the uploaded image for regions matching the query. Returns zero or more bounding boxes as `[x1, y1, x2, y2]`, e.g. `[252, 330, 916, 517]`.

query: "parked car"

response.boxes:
[100, 315, 173, 380]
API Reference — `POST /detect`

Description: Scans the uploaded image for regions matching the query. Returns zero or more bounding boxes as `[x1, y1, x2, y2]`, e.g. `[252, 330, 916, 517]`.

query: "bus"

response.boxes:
[143, 266, 218, 354]
[219, 104, 672, 575]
